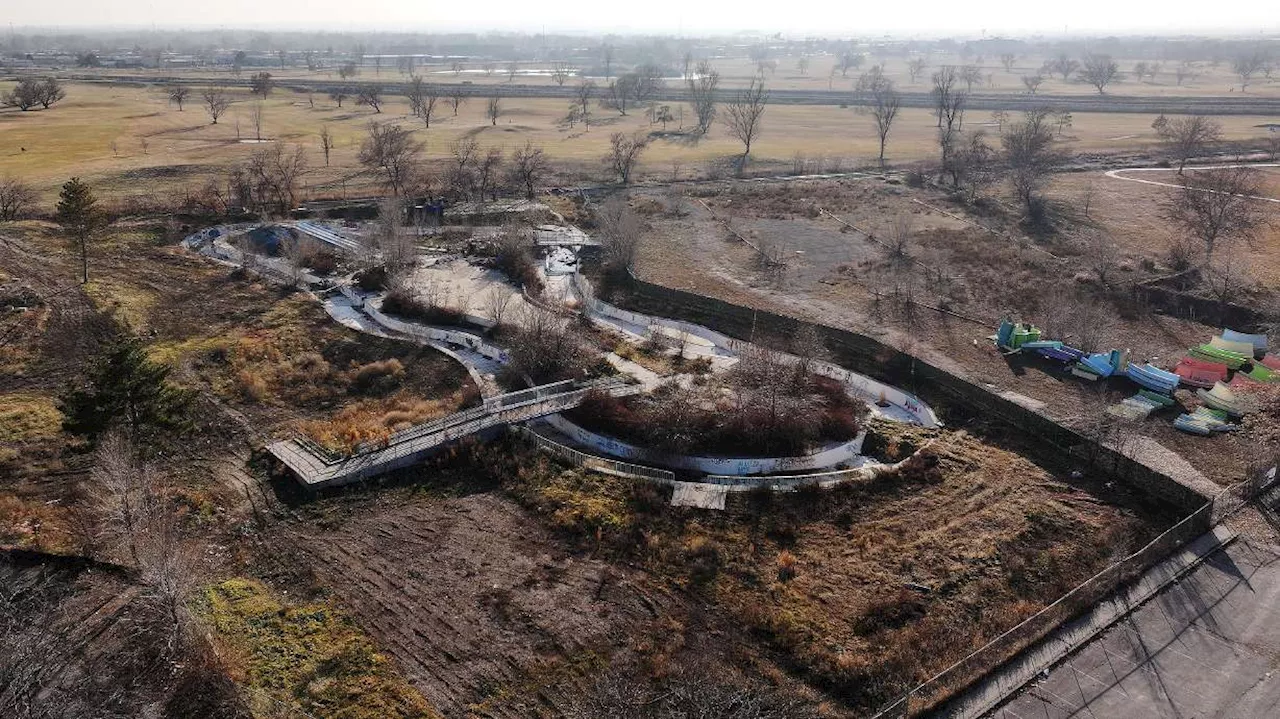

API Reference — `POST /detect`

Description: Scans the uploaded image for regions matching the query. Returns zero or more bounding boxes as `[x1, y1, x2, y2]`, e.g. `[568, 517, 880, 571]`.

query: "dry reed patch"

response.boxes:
[297, 389, 476, 455]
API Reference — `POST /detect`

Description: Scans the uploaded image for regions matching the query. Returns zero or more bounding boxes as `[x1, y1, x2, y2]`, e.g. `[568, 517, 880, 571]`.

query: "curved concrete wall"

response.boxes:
[544, 413, 867, 476]
[572, 273, 939, 427]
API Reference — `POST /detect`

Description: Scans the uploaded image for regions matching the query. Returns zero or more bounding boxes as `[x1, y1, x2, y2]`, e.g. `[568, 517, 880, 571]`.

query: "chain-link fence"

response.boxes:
[871, 500, 1215, 718]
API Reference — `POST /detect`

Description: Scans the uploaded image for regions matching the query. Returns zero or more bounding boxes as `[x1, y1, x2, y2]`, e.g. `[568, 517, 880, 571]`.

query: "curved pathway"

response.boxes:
[1104, 163, 1280, 204]
[183, 222, 938, 492]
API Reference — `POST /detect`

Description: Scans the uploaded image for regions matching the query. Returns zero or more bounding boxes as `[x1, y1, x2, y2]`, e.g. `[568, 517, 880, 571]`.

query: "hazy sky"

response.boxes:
[6, 0, 1278, 36]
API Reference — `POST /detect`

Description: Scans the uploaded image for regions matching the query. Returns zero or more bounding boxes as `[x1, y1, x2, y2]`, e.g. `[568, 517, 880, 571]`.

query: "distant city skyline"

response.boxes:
[6, 0, 1279, 38]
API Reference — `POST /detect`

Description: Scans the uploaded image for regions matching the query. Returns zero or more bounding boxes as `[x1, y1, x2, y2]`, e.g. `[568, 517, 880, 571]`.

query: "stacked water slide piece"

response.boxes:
[1125, 363, 1180, 394]
[1174, 407, 1239, 436]
[1106, 388, 1178, 421]
[1174, 356, 1229, 389]
[995, 321, 1042, 351]
[1189, 336, 1254, 370]
[995, 320, 1088, 362]
[1072, 349, 1127, 382]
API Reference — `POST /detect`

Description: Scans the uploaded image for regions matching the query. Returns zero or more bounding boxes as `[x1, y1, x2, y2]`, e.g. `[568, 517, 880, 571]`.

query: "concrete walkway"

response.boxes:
[928, 525, 1236, 719]
[985, 533, 1280, 719]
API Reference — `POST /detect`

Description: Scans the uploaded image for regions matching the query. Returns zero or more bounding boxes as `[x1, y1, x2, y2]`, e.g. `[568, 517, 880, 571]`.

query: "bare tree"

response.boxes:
[1162, 166, 1270, 261]
[406, 74, 426, 117]
[723, 79, 768, 173]
[907, 57, 927, 83]
[552, 61, 573, 86]
[1233, 51, 1268, 91]
[874, 213, 912, 262]
[376, 197, 414, 270]
[508, 140, 549, 199]
[1155, 116, 1222, 174]
[484, 287, 515, 327]
[356, 85, 383, 113]
[867, 76, 901, 166]
[506, 61, 519, 82]
[167, 85, 190, 111]
[932, 66, 967, 184]
[420, 85, 440, 128]
[201, 86, 230, 124]
[606, 132, 650, 184]
[486, 96, 501, 126]
[0, 177, 36, 221]
[476, 147, 505, 200]
[1047, 53, 1079, 81]
[247, 144, 307, 215]
[328, 86, 351, 107]
[953, 130, 997, 203]
[959, 64, 984, 92]
[447, 138, 480, 198]
[597, 195, 642, 273]
[31, 77, 66, 109]
[249, 101, 265, 141]
[1002, 108, 1063, 222]
[1078, 54, 1122, 94]
[1202, 252, 1255, 321]
[1000, 53, 1017, 72]
[278, 233, 313, 286]
[575, 80, 595, 131]
[1081, 228, 1121, 286]
[1175, 62, 1194, 86]
[1021, 74, 1044, 94]
[89, 432, 155, 566]
[319, 125, 333, 166]
[605, 77, 632, 116]
[448, 86, 467, 116]
[687, 59, 720, 135]
[249, 71, 273, 98]
[358, 122, 423, 195]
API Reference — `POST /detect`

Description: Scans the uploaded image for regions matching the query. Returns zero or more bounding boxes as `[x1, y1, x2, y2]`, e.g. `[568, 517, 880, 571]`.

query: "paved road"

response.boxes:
[990, 537, 1280, 719]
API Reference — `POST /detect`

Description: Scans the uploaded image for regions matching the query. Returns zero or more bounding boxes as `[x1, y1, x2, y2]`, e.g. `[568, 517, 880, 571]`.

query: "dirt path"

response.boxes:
[1104, 163, 1280, 203]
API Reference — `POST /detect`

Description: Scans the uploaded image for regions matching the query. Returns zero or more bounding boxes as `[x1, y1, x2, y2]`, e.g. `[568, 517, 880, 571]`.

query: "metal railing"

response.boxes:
[873, 462, 1280, 719]
[512, 426, 677, 484]
[871, 499, 1216, 718]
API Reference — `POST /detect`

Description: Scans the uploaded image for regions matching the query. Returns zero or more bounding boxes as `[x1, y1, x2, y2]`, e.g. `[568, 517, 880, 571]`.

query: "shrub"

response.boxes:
[354, 265, 388, 292]
[683, 535, 723, 588]
[492, 225, 544, 295]
[853, 590, 928, 636]
[350, 358, 404, 394]
[235, 369, 268, 403]
[308, 250, 340, 275]
[381, 288, 466, 326]
[776, 549, 799, 582]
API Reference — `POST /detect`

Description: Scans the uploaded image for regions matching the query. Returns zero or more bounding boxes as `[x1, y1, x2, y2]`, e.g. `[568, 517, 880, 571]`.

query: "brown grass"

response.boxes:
[450, 425, 1164, 714]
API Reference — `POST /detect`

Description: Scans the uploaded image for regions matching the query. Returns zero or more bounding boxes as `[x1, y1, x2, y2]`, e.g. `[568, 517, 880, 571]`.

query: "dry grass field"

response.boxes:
[628, 170, 1279, 486]
[2, 80, 1276, 204]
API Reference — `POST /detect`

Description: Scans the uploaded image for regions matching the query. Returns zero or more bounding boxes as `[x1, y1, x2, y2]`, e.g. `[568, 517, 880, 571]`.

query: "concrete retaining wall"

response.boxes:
[543, 413, 867, 475]
[574, 273, 940, 427]
[611, 273, 1213, 514]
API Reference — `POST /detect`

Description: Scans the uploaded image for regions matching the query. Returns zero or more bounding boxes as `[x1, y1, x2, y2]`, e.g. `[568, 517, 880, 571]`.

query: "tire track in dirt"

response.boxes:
[283, 492, 681, 718]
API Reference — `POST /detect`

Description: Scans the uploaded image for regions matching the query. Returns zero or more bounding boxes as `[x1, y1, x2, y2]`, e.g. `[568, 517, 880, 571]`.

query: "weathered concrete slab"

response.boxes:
[989, 536, 1280, 719]
[670, 482, 728, 510]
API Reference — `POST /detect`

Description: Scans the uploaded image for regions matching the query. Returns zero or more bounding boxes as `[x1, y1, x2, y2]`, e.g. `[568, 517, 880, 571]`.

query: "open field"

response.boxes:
[2, 81, 1278, 204]
[628, 171, 1280, 486]
[65, 52, 1280, 97]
